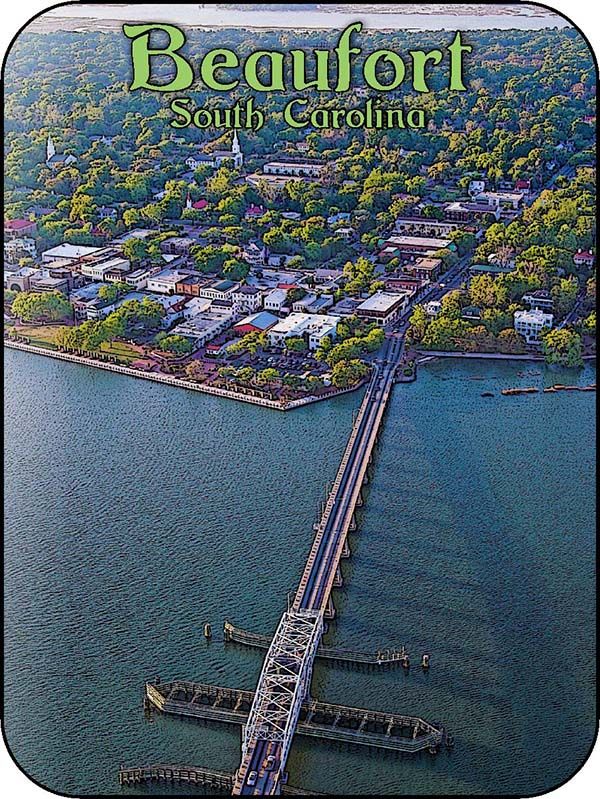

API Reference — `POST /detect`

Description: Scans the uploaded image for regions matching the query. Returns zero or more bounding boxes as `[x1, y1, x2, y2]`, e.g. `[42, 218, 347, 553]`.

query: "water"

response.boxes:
[4, 349, 595, 795]
[43, 2, 570, 31]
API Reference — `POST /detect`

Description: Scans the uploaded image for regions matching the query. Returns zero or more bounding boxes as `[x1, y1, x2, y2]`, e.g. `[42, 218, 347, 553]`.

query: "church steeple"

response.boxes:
[46, 135, 56, 163]
[232, 130, 243, 168]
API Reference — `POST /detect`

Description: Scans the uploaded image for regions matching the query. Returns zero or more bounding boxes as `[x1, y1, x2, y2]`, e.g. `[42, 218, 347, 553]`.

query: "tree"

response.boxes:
[122, 237, 149, 264]
[407, 305, 429, 343]
[331, 359, 369, 388]
[12, 290, 72, 323]
[157, 334, 193, 355]
[541, 328, 583, 367]
[284, 336, 307, 352]
[551, 277, 578, 319]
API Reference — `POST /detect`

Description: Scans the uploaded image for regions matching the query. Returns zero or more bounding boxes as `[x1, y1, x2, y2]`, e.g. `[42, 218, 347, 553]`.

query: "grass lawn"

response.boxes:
[6, 323, 65, 349]
[7, 324, 142, 365]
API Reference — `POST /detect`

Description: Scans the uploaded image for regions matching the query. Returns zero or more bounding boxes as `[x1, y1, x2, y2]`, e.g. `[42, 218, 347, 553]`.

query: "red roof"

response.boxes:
[277, 283, 296, 290]
[574, 250, 594, 261]
[515, 179, 531, 190]
[4, 219, 34, 231]
[192, 199, 208, 209]
[246, 204, 266, 216]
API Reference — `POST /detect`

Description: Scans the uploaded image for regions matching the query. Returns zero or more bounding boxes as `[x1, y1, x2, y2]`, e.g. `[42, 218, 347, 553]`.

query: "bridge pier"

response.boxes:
[341, 539, 351, 559]
[333, 568, 343, 588]
[324, 598, 336, 620]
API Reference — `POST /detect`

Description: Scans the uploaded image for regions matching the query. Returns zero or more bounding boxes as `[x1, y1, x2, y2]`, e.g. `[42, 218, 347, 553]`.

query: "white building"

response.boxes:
[264, 287, 289, 313]
[267, 312, 338, 350]
[514, 309, 554, 343]
[263, 161, 324, 178]
[146, 269, 190, 295]
[185, 131, 243, 171]
[199, 279, 240, 302]
[356, 291, 410, 327]
[475, 191, 524, 210]
[468, 179, 485, 196]
[170, 311, 235, 346]
[232, 284, 262, 315]
[3, 237, 37, 263]
[41, 243, 101, 264]
[80, 254, 130, 281]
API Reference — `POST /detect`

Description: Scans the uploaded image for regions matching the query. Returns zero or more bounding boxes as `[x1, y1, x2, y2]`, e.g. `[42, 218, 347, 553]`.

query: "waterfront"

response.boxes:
[4, 349, 595, 795]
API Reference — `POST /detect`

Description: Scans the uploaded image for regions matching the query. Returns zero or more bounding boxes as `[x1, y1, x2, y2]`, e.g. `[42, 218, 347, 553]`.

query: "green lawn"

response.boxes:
[7, 325, 142, 364]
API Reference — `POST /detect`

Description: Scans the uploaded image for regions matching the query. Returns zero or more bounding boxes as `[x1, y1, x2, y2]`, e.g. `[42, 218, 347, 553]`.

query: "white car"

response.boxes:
[247, 770, 258, 786]
[265, 755, 275, 769]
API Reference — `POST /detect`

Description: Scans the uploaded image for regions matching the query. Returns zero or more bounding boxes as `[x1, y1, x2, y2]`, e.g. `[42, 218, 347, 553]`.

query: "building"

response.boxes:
[404, 257, 443, 282]
[267, 312, 338, 350]
[241, 240, 268, 266]
[232, 284, 262, 315]
[445, 201, 500, 223]
[124, 267, 161, 291]
[159, 237, 196, 257]
[41, 243, 101, 264]
[355, 291, 409, 327]
[384, 275, 423, 295]
[233, 310, 279, 336]
[79, 252, 130, 281]
[169, 311, 235, 347]
[514, 309, 553, 343]
[425, 300, 442, 316]
[263, 161, 324, 179]
[380, 235, 453, 262]
[573, 249, 595, 268]
[185, 131, 243, 170]
[4, 237, 37, 264]
[461, 305, 482, 321]
[474, 191, 524, 211]
[263, 287, 288, 313]
[45, 135, 77, 170]
[522, 290, 554, 312]
[469, 262, 515, 278]
[3, 265, 41, 292]
[245, 204, 267, 221]
[147, 268, 191, 295]
[198, 279, 239, 302]
[394, 217, 460, 238]
[468, 179, 485, 196]
[175, 274, 211, 297]
[4, 219, 37, 239]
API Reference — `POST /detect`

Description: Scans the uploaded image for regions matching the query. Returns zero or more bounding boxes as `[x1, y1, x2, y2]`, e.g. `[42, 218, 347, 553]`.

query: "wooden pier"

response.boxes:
[223, 620, 408, 668]
[118, 764, 318, 794]
[145, 680, 445, 754]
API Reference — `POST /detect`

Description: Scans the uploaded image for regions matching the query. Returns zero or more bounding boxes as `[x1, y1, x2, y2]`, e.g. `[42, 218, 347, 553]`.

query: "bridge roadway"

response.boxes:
[233, 336, 403, 795]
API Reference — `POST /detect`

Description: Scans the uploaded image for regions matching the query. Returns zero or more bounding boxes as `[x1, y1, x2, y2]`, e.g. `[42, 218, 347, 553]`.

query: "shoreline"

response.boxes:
[415, 349, 597, 363]
[3, 340, 363, 412]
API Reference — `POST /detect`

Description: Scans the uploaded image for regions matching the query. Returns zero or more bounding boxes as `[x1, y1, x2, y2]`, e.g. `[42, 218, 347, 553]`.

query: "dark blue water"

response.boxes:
[4, 349, 595, 795]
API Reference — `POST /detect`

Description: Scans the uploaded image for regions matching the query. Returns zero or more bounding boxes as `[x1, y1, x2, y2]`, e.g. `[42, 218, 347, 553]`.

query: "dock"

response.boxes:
[223, 621, 408, 668]
[145, 680, 444, 754]
[118, 765, 318, 794]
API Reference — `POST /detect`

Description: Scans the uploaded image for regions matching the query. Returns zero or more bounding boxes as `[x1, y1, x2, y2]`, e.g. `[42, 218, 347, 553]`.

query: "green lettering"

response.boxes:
[123, 24, 194, 92]
[200, 49, 239, 91]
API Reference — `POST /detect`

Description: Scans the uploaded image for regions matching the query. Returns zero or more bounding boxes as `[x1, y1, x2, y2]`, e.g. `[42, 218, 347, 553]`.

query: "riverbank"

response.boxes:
[415, 349, 596, 363]
[3, 340, 363, 412]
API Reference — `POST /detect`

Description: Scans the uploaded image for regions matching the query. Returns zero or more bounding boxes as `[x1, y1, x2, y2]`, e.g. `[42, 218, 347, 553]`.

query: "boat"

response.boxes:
[481, 391, 494, 397]
[501, 387, 538, 395]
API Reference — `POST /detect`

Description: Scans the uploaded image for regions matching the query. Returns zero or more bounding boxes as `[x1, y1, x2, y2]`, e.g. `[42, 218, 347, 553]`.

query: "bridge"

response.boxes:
[233, 336, 405, 795]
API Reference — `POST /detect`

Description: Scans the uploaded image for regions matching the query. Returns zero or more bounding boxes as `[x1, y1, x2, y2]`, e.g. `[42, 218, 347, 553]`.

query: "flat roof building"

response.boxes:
[356, 291, 410, 327]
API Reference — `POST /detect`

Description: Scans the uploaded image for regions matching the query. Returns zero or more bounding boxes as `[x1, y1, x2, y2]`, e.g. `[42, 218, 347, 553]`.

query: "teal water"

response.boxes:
[4, 349, 595, 796]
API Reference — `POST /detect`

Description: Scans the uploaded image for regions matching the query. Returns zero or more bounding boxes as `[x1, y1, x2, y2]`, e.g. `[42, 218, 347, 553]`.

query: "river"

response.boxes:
[3, 349, 595, 795]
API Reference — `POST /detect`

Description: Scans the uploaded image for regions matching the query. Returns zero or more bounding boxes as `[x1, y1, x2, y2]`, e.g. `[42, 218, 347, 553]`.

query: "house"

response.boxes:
[304, 295, 334, 314]
[425, 300, 442, 316]
[4, 237, 37, 263]
[292, 293, 318, 313]
[515, 179, 532, 194]
[356, 291, 410, 327]
[233, 310, 279, 336]
[241, 240, 268, 266]
[327, 212, 351, 227]
[245, 204, 267, 220]
[522, 290, 554, 312]
[70, 283, 106, 321]
[573, 249, 594, 268]
[4, 219, 37, 239]
[264, 287, 289, 313]
[469, 262, 515, 278]
[404, 257, 443, 282]
[514, 309, 553, 343]
[315, 268, 344, 285]
[159, 237, 196, 257]
[232, 284, 262, 315]
[468, 179, 485, 196]
[267, 312, 338, 350]
[335, 226, 354, 241]
[461, 305, 482, 321]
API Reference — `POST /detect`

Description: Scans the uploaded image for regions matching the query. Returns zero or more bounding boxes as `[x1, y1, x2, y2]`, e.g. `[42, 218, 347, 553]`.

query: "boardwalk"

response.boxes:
[233, 336, 406, 795]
